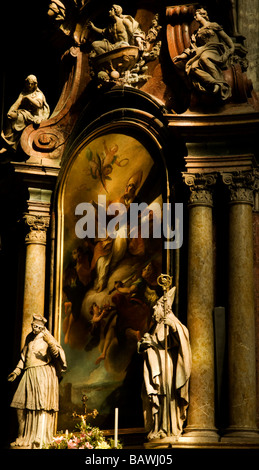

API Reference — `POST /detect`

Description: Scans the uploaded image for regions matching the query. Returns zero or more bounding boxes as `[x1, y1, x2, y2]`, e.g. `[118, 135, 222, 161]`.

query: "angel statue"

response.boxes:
[138, 285, 192, 441]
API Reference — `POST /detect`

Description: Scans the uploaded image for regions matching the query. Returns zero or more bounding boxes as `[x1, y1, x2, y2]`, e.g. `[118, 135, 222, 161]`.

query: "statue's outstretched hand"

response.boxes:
[8, 369, 21, 382]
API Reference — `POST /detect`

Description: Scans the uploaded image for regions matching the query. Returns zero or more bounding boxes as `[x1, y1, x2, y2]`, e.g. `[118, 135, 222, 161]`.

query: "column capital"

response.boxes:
[221, 170, 259, 205]
[23, 213, 50, 245]
[182, 172, 217, 207]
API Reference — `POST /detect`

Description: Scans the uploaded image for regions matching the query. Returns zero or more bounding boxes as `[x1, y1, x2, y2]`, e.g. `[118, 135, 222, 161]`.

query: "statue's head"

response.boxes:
[152, 286, 176, 323]
[112, 5, 123, 17]
[25, 75, 38, 92]
[194, 8, 209, 22]
[31, 314, 47, 334]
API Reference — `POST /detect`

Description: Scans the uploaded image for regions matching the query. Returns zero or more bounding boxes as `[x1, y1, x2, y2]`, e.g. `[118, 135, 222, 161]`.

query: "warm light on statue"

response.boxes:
[138, 280, 192, 442]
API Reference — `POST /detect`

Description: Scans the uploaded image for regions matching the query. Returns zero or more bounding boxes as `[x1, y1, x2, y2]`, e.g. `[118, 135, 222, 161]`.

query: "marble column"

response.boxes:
[181, 172, 219, 442]
[222, 170, 259, 442]
[21, 214, 50, 347]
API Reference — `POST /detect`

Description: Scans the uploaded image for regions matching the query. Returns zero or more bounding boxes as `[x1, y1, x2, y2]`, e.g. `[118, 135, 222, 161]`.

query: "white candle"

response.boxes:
[114, 408, 118, 448]
[40, 412, 46, 449]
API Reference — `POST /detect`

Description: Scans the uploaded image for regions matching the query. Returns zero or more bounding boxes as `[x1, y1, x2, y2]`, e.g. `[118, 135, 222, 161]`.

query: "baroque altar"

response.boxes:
[2, 0, 259, 449]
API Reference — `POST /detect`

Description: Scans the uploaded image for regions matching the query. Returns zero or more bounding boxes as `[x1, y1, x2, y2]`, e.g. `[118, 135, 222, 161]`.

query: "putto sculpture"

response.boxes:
[138, 277, 192, 441]
[8, 314, 66, 448]
[0, 75, 50, 154]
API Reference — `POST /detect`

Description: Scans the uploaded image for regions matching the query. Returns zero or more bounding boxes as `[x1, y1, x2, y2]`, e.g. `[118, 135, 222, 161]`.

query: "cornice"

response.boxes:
[166, 109, 259, 139]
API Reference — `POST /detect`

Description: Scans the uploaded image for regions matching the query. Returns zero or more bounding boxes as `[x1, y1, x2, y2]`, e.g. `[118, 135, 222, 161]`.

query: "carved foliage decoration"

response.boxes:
[24, 214, 50, 245]
[222, 170, 258, 205]
[183, 172, 217, 207]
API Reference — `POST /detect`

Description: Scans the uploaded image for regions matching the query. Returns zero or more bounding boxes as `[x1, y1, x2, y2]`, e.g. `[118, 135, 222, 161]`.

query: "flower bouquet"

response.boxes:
[46, 395, 122, 449]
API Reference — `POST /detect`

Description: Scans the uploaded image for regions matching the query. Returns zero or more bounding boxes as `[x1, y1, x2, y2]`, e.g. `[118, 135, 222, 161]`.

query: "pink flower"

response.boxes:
[67, 439, 78, 449]
[84, 442, 93, 449]
[52, 436, 64, 445]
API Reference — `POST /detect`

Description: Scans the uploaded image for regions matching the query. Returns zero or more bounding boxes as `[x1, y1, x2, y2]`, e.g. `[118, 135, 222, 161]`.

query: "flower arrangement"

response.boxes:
[47, 424, 120, 449]
[46, 395, 122, 449]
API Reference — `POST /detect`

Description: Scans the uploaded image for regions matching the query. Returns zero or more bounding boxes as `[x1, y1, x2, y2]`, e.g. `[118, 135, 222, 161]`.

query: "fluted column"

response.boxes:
[182, 172, 219, 442]
[222, 170, 259, 442]
[21, 214, 50, 347]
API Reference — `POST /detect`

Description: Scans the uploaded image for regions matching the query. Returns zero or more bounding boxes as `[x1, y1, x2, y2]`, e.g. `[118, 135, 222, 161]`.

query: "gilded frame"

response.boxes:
[54, 120, 171, 431]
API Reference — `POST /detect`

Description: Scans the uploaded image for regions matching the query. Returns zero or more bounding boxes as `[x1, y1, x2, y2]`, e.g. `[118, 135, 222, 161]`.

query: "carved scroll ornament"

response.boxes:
[183, 172, 217, 207]
[20, 46, 90, 161]
[24, 214, 50, 245]
[221, 170, 258, 205]
[17, 4, 162, 161]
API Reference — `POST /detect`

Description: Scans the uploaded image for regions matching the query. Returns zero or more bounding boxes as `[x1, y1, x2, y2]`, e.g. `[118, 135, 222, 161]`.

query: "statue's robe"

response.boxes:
[141, 312, 192, 439]
[11, 331, 66, 447]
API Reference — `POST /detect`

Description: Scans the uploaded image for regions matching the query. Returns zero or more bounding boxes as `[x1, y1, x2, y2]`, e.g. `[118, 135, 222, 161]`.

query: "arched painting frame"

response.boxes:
[55, 120, 171, 432]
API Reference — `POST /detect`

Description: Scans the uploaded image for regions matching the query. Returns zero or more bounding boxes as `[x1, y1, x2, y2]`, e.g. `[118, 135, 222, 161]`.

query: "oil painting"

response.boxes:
[58, 131, 164, 430]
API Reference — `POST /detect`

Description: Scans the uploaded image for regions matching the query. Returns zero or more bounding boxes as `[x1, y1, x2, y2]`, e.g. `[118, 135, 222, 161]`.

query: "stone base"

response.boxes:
[144, 428, 221, 448]
[181, 426, 220, 443]
[144, 435, 181, 449]
[221, 427, 259, 444]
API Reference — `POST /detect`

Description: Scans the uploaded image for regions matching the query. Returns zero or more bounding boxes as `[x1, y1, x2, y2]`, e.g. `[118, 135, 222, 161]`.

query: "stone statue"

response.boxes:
[173, 8, 234, 101]
[0, 75, 50, 153]
[87, 5, 145, 57]
[47, 1, 161, 87]
[138, 286, 191, 441]
[8, 314, 66, 448]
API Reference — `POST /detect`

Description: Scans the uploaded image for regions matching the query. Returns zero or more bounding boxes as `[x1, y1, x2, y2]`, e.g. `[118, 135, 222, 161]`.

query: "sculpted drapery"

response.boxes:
[1, 75, 49, 152]
[138, 287, 192, 440]
[173, 8, 234, 101]
[8, 315, 66, 448]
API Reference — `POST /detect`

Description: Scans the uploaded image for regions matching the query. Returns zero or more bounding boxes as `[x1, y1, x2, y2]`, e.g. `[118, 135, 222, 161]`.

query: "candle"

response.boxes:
[114, 408, 118, 448]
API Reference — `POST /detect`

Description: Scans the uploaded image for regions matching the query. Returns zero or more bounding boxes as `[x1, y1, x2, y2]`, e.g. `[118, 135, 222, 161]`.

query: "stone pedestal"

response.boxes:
[221, 171, 259, 442]
[182, 173, 219, 442]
